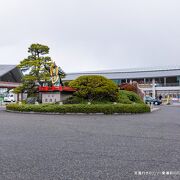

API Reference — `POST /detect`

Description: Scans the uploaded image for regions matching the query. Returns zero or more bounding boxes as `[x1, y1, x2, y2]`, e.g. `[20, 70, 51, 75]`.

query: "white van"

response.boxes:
[4, 93, 16, 102]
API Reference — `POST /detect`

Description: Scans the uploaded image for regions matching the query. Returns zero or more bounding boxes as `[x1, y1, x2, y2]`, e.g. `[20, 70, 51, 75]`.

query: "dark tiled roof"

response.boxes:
[0, 65, 16, 77]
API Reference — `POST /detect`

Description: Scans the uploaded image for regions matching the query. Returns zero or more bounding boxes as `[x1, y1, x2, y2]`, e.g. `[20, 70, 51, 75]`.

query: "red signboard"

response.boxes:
[38, 86, 76, 92]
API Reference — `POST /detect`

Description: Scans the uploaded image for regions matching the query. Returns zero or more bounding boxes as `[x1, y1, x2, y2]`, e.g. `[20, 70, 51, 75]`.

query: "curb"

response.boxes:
[151, 108, 160, 112]
[161, 104, 180, 107]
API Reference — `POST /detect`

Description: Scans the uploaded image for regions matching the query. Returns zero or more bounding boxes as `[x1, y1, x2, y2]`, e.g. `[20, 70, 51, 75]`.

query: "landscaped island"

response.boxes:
[7, 44, 150, 114]
[7, 75, 150, 114]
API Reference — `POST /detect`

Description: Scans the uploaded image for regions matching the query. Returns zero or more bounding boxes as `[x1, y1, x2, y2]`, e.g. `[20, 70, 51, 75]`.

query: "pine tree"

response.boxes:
[14, 43, 52, 96]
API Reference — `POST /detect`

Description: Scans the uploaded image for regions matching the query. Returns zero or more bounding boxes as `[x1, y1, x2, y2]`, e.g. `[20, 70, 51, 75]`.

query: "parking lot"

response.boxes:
[0, 106, 180, 179]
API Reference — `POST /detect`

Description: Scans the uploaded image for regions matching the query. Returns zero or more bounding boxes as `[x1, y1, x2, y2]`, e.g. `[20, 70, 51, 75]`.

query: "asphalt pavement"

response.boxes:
[0, 106, 180, 180]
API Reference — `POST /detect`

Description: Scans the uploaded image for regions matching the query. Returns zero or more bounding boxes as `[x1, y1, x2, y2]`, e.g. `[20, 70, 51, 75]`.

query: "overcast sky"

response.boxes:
[0, 0, 180, 72]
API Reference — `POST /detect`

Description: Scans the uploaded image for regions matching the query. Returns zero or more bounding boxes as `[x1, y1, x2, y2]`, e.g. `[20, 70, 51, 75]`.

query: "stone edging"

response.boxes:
[150, 108, 160, 112]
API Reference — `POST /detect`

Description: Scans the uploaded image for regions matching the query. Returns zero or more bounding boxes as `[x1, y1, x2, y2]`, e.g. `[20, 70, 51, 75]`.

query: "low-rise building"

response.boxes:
[64, 66, 180, 99]
[0, 64, 23, 101]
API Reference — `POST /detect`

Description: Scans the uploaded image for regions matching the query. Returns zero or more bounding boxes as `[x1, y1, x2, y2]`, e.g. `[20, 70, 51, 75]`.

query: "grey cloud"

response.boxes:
[0, 0, 180, 72]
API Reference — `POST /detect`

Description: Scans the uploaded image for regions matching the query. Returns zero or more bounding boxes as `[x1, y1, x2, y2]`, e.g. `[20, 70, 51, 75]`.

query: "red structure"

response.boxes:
[38, 86, 76, 92]
[38, 86, 76, 103]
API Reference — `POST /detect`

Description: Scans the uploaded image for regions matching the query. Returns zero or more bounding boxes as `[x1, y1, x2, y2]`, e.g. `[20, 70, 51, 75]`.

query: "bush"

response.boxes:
[69, 75, 119, 102]
[63, 96, 86, 104]
[63, 96, 116, 104]
[63, 81, 71, 86]
[119, 83, 137, 93]
[118, 90, 144, 104]
[118, 92, 132, 104]
[6, 103, 150, 114]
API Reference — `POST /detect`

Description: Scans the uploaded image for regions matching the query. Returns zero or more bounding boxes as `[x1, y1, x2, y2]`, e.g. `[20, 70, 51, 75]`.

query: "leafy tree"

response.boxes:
[15, 43, 52, 96]
[69, 75, 119, 102]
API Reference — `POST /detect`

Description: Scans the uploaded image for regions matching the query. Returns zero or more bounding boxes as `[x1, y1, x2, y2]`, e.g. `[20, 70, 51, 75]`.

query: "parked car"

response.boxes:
[145, 96, 162, 105]
[3, 93, 15, 102]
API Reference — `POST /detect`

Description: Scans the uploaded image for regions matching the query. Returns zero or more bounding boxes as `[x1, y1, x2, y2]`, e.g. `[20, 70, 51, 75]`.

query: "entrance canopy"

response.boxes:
[0, 64, 22, 83]
[0, 65, 22, 93]
[0, 81, 21, 88]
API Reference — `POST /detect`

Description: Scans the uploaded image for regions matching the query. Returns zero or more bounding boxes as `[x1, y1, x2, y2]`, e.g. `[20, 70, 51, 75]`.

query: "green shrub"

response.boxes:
[6, 103, 150, 114]
[118, 90, 144, 104]
[118, 91, 133, 104]
[63, 96, 87, 104]
[63, 81, 71, 86]
[69, 75, 119, 102]
[63, 96, 115, 104]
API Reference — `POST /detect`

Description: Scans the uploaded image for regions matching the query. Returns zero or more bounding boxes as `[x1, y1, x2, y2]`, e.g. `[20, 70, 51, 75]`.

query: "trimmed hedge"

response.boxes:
[6, 103, 150, 114]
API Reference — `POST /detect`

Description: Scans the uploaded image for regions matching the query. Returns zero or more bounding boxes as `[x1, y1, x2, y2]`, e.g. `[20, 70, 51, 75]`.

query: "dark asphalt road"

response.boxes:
[0, 106, 180, 180]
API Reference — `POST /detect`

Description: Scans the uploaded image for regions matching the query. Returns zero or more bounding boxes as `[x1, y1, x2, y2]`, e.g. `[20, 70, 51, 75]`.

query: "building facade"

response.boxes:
[0, 65, 23, 101]
[64, 66, 180, 99]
